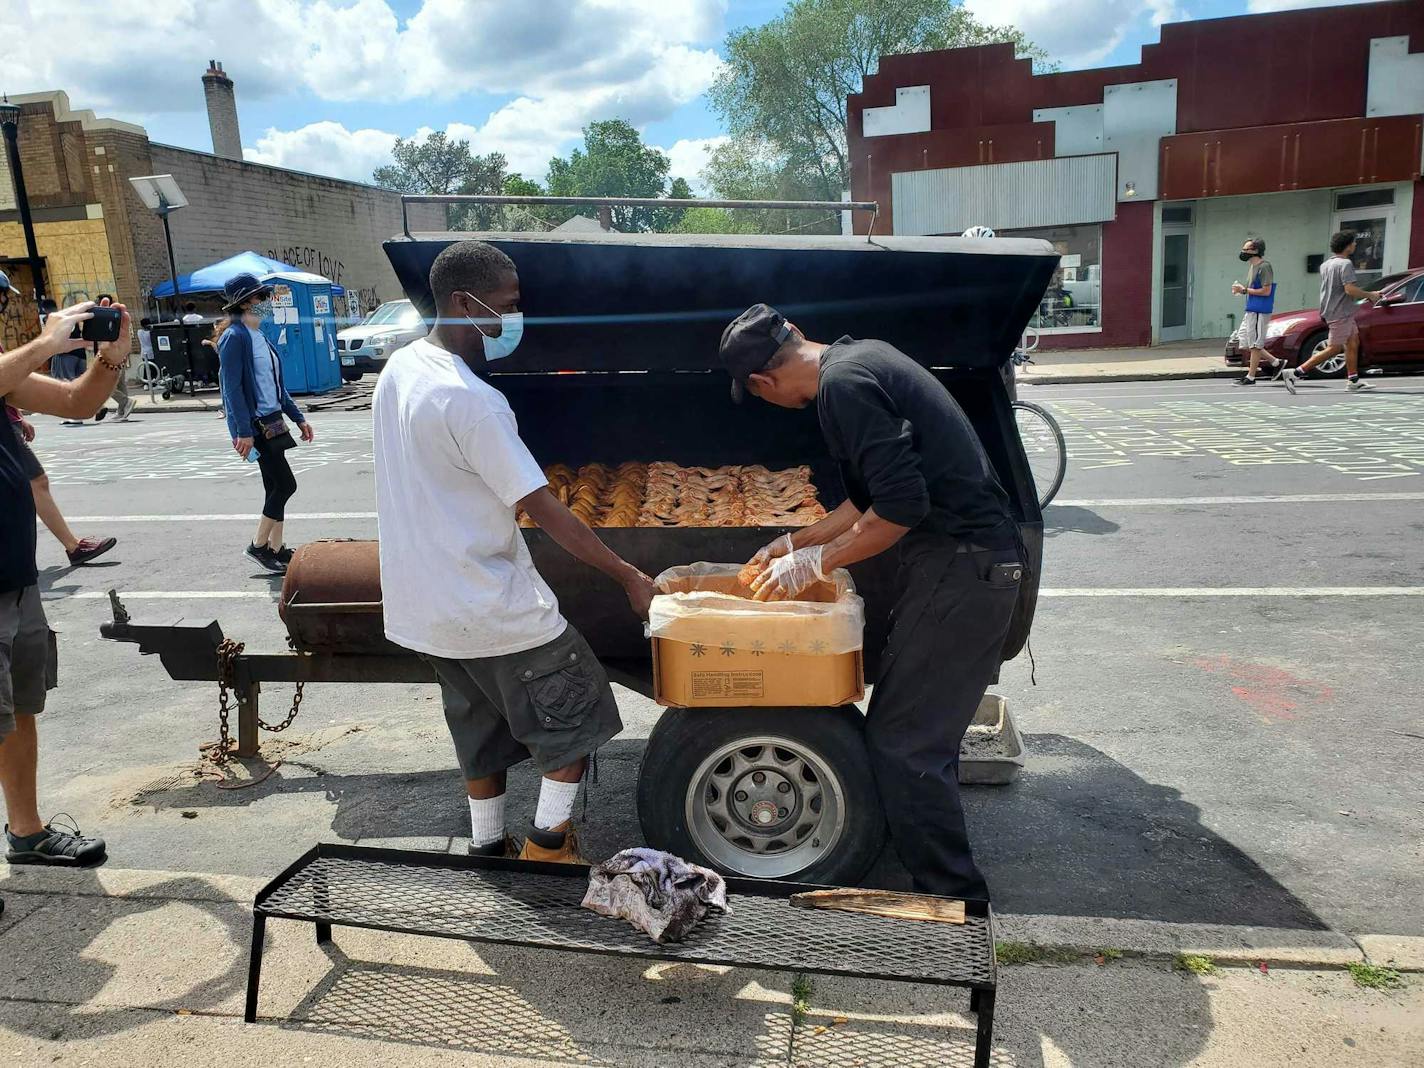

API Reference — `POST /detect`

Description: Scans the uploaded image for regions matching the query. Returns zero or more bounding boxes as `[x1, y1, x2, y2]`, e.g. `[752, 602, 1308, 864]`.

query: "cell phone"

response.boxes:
[73, 307, 123, 344]
[990, 562, 1024, 584]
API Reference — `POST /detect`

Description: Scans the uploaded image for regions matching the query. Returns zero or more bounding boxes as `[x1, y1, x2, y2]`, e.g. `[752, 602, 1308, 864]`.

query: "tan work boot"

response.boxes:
[468, 835, 520, 859]
[518, 821, 588, 864]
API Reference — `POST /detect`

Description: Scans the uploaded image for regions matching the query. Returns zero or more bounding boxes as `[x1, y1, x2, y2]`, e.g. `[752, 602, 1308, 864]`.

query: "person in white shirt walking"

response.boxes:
[373, 240, 656, 864]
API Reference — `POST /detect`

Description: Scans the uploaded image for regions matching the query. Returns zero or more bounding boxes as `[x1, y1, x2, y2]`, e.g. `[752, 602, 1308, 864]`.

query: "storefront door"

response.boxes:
[1327, 192, 1395, 286]
[1160, 229, 1193, 342]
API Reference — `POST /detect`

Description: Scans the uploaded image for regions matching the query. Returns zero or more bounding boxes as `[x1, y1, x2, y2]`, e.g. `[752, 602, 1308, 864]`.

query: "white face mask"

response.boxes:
[460, 290, 524, 361]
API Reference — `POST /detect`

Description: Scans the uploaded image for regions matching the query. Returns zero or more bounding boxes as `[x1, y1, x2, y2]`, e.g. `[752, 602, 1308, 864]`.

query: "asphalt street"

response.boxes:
[17, 373, 1424, 943]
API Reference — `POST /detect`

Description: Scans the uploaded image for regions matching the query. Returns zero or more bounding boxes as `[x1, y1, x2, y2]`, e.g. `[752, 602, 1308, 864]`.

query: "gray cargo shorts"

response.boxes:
[425, 625, 623, 780]
[1, 585, 58, 741]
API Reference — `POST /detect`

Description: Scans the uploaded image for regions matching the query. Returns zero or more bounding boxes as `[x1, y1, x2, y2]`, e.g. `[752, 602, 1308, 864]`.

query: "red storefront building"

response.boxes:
[847, 0, 1424, 348]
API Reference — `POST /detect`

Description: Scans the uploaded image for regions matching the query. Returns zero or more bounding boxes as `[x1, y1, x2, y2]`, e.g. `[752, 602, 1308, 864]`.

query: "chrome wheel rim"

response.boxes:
[686, 735, 846, 878]
[1311, 338, 1345, 375]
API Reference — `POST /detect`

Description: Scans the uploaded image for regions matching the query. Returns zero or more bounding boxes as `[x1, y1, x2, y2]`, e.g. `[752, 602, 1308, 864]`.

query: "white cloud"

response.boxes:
[6, 0, 726, 189]
[660, 137, 730, 193]
[1246, 0, 1376, 11]
[4, 0, 725, 111]
[965, 0, 1180, 68]
[243, 122, 401, 183]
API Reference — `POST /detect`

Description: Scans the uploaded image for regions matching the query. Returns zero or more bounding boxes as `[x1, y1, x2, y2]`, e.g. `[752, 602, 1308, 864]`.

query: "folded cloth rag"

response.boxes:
[581, 847, 729, 944]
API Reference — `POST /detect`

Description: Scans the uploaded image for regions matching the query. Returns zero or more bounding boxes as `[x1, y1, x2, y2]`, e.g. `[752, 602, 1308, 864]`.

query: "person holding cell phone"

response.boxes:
[1, 288, 127, 879]
[217, 273, 314, 575]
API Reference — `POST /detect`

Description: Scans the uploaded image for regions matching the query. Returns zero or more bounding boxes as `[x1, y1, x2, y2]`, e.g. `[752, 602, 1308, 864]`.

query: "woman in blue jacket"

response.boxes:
[218, 273, 315, 574]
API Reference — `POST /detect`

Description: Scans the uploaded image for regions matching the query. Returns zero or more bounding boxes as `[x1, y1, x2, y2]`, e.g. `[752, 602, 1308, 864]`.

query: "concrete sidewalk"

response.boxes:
[110, 340, 1237, 418]
[2, 864, 1418, 1067]
[1016, 339, 1236, 387]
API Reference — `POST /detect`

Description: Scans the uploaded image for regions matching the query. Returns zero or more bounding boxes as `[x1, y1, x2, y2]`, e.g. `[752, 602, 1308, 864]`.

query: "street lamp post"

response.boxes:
[127, 175, 188, 321]
[0, 96, 47, 302]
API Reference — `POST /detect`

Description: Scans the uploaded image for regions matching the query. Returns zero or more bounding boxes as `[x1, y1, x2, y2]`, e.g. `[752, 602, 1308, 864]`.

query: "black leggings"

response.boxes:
[253, 435, 298, 521]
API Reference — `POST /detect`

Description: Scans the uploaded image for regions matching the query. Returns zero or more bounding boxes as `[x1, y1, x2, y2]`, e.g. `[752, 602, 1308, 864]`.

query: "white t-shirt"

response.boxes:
[372, 337, 563, 659]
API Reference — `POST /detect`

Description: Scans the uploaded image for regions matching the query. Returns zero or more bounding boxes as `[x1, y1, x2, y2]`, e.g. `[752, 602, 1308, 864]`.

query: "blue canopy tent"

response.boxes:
[151, 251, 303, 299]
[150, 252, 341, 395]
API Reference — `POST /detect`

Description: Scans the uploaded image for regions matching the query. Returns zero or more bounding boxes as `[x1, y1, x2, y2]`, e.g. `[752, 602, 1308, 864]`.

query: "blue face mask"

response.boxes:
[460, 290, 523, 361]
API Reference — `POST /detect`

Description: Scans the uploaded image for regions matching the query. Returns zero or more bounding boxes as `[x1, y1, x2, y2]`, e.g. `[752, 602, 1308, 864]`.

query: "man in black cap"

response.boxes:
[722, 304, 1023, 901]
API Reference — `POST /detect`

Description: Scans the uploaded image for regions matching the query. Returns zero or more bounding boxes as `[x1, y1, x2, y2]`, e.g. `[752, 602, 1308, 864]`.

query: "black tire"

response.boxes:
[637, 705, 885, 885]
[340, 368, 364, 383]
[1012, 401, 1067, 508]
[1297, 330, 1346, 378]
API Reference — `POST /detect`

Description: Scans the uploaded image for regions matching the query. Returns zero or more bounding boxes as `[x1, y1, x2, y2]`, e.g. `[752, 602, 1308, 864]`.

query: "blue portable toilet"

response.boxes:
[260, 270, 341, 395]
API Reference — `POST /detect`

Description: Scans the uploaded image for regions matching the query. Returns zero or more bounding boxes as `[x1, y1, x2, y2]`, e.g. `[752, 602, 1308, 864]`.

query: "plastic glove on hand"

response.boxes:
[750, 545, 825, 602]
[738, 533, 793, 587]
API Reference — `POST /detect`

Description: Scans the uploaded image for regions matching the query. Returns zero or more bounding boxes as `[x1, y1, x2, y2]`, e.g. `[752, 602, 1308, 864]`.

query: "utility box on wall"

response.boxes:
[263, 271, 340, 395]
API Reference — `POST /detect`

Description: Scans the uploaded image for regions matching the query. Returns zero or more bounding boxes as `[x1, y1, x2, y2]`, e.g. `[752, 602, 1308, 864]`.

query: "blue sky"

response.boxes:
[6, 0, 1361, 189]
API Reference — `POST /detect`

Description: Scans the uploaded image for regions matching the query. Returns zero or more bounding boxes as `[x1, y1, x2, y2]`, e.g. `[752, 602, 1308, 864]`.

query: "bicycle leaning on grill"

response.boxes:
[1006, 326, 1067, 509]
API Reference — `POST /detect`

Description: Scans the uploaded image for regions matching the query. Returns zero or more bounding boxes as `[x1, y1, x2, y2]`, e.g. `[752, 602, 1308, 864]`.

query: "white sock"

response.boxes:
[468, 793, 506, 847]
[533, 777, 580, 831]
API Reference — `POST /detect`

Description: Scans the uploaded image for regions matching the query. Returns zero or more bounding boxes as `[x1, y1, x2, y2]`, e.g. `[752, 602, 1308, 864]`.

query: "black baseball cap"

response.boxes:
[719, 303, 792, 403]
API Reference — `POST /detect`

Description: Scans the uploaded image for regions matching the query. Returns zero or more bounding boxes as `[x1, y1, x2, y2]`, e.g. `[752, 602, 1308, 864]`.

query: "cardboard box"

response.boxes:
[652, 638, 863, 708]
[649, 567, 865, 708]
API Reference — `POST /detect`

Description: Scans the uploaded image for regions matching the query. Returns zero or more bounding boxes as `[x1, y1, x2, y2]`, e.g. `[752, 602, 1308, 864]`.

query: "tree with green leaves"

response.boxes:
[693, 136, 840, 235]
[546, 120, 678, 232]
[372, 131, 513, 230]
[709, 0, 1049, 208]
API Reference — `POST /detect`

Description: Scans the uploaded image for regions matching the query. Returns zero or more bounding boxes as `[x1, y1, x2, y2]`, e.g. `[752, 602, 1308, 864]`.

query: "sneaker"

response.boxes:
[94, 407, 108, 422]
[67, 536, 117, 565]
[1348, 378, 1370, 392]
[5, 815, 107, 866]
[274, 545, 295, 565]
[244, 543, 286, 574]
[1281, 368, 1299, 395]
[116, 397, 137, 422]
[468, 836, 520, 859]
[1234, 375, 1257, 386]
[1268, 361, 1287, 382]
[517, 821, 587, 865]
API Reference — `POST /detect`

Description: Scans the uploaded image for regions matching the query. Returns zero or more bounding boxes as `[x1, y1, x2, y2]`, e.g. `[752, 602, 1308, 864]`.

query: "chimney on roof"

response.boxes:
[201, 59, 242, 161]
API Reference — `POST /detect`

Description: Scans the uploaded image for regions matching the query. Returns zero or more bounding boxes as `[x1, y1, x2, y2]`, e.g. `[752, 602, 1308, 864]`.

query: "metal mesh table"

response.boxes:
[248, 844, 999, 1066]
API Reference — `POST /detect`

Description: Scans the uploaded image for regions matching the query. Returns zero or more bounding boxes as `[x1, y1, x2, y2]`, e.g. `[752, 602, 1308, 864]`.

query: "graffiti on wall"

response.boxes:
[262, 246, 384, 311]
[265, 245, 346, 286]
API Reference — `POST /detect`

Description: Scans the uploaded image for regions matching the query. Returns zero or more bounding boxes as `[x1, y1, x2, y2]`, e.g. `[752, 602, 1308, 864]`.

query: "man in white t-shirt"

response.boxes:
[373, 240, 656, 864]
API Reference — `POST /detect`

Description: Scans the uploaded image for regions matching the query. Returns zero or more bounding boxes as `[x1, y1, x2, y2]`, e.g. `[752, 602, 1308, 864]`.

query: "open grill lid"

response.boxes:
[383, 231, 1058, 373]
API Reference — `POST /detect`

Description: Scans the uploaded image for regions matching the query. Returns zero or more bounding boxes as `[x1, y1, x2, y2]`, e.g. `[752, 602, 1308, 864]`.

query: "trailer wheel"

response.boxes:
[637, 705, 885, 885]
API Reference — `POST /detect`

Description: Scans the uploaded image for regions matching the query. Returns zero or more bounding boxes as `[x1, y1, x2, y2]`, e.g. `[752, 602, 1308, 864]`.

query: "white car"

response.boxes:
[336, 299, 427, 381]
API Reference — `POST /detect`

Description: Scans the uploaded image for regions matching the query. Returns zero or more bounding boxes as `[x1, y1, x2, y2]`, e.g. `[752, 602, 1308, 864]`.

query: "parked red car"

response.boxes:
[1225, 267, 1424, 376]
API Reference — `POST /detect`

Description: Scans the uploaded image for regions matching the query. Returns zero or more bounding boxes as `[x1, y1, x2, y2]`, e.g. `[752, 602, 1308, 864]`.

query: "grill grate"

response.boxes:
[257, 846, 994, 987]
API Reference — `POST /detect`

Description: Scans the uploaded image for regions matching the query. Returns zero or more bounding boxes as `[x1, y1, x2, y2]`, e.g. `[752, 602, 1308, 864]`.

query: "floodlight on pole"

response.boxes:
[128, 174, 189, 319]
[0, 95, 46, 301]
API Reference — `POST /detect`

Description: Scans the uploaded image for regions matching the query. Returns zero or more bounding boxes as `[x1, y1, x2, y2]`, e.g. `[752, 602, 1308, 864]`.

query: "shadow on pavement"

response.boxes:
[133, 733, 1323, 932]
[963, 733, 1326, 929]
[1041, 505, 1120, 539]
[0, 870, 251, 1041]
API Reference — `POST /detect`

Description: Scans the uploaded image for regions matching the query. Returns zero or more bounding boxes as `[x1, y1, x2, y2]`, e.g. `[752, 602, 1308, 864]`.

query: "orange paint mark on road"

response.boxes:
[1189, 655, 1334, 724]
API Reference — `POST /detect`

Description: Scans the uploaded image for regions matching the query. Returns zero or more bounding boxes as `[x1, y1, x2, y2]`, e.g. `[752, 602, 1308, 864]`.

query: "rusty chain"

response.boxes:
[209, 638, 304, 767]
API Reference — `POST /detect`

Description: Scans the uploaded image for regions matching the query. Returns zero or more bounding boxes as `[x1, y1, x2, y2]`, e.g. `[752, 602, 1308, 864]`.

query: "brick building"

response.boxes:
[0, 70, 440, 351]
[847, 0, 1424, 348]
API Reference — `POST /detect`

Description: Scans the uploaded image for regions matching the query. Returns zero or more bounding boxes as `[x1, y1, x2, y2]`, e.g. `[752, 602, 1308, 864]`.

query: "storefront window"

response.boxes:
[1004, 224, 1103, 332]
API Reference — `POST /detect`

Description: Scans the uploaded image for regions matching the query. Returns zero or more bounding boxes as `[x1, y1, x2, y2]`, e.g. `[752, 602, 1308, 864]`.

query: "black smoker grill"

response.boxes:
[103, 224, 1057, 887]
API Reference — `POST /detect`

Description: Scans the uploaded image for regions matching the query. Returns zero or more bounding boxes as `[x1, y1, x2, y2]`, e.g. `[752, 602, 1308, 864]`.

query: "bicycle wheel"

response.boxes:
[1012, 401, 1067, 509]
